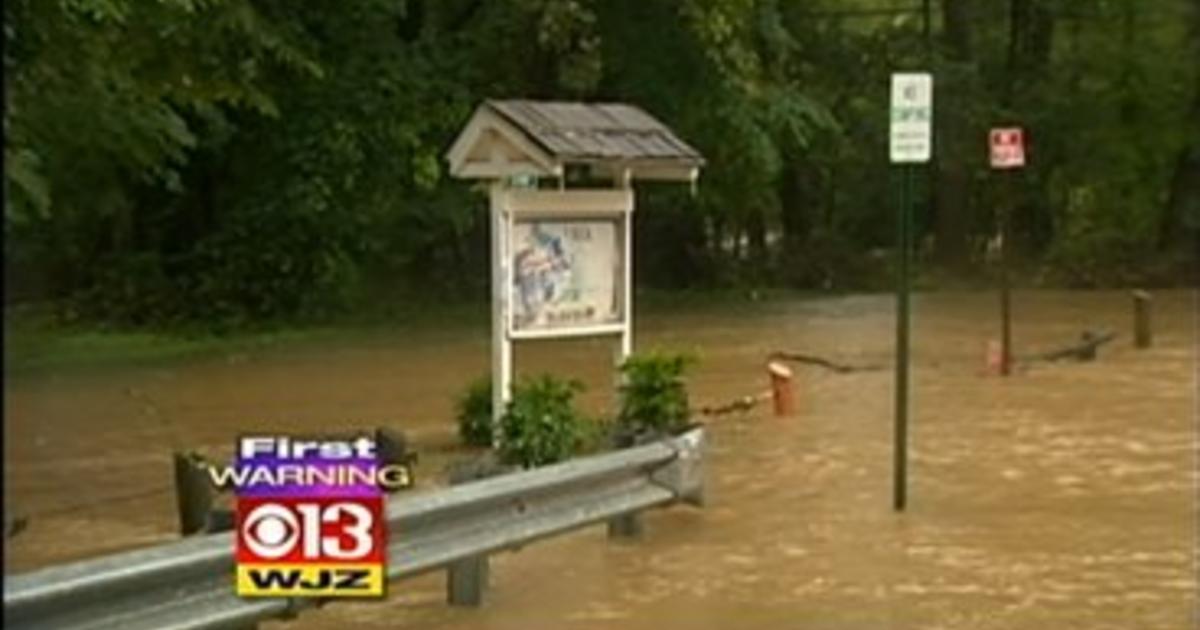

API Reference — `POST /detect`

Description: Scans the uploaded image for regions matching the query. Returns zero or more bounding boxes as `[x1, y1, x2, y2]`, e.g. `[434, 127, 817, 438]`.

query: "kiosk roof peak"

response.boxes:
[447, 100, 704, 182]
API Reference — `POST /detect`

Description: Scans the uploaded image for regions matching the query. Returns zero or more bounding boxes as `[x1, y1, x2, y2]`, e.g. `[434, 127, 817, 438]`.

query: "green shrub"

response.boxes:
[617, 351, 696, 436]
[575, 415, 615, 455]
[455, 376, 494, 447]
[498, 375, 586, 468]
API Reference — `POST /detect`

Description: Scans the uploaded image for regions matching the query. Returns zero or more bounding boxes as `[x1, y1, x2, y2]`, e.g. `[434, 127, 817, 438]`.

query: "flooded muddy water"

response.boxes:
[4, 290, 1197, 629]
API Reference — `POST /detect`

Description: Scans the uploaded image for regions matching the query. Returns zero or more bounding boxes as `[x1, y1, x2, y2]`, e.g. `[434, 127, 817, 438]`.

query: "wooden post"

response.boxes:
[768, 361, 794, 417]
[173, 451, 213, 536]
[621, 170, 634, 363]
[607, 167, 641, 542]
[1133, 290, 1152, 349]
[489, 183, 513, 448]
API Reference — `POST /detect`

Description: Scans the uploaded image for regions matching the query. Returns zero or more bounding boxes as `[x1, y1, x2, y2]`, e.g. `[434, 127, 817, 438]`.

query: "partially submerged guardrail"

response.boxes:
[4, 428, 704, 630]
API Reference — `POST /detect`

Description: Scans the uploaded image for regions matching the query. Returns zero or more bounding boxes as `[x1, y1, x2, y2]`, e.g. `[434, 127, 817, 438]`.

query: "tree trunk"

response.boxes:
[747, 205, 768, 270]
[710, 214, 727, 261]
[1160, 8, 1200, 252]
[778, 153, 816, 249]
[933, 0, 976, 265]
[1162, 148, 1199, 246]
[1011, 0, 1057, 255]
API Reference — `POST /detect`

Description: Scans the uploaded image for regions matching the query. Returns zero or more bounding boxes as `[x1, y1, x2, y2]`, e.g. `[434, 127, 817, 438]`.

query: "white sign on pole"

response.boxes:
[890, 73, 933, 164]
[989, 127, 1026, 169]
[510, 219, 623, 334]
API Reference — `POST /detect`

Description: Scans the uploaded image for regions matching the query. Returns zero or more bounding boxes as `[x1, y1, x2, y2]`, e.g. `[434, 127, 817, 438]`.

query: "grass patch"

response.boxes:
[3, 322, 335, 377]
[2, 297, 490, 377]
[5, 288, 822, 377]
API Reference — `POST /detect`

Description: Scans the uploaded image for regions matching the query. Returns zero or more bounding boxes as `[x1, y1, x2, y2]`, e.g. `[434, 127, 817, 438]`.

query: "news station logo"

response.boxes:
[209, 435, 410, 598]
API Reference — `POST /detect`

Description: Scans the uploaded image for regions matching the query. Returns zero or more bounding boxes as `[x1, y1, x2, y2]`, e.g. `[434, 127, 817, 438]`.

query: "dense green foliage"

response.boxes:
[498, 375, 587, 468]
[617, 352, 696, 436]
[5, 0, 1197, 326]
[455, 375, 494, 447]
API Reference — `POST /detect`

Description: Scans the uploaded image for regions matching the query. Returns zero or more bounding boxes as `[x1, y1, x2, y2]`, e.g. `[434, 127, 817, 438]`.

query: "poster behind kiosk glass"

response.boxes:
[510, 219, 623, 332]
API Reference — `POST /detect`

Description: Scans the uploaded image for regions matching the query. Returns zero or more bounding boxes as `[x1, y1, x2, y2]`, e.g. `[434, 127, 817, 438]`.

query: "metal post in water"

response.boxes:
[1133, 290, 1153, 348]
[608, 427, 651, 539]
[447, 556, 489, 607]
[1000, 203, 1013, 376]
[608, 388, 646, 541]
[894, 165, 912, 512]
[607, 512, 644, 539]
[443, 453, 510, 607]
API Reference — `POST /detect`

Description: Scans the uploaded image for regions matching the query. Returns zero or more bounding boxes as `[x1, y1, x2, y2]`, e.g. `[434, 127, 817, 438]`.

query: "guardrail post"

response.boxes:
[447, 556, 489, 607]
[444, 453, 509, 607]
[1133, 290, 1152, 349]
[607, 512, 644, 539]
[651, 425, 706, 507]
[610, 425, 706, 538]
[606, 429, 656, 540]
[173, 451, 214, 536]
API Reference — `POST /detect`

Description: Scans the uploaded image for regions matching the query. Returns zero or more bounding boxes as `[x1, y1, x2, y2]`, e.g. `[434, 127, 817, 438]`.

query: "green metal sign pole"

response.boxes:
[1000, 201, 1012, 376]
[894, 165, 913, 512]
[890, 71, 930, 513]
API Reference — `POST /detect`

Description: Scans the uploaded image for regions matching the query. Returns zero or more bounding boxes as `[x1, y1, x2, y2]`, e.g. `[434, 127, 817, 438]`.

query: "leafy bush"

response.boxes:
[617, 351, 696, 436]
[575, 415, 616, 455]
[456, 376, 494, 447]
[498, 375, 587, 468]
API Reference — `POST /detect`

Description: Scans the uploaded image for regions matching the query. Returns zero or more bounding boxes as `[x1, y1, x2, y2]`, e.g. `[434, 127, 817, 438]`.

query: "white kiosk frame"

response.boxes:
[489, 184, 634, 443]
[448, 100, 703, 445]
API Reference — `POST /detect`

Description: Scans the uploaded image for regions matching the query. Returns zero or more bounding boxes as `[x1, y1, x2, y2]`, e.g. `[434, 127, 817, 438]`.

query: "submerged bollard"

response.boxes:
[1133, 290, 1153, 349]
[173, 451, 214, 536]
[768, 361, 794, 416]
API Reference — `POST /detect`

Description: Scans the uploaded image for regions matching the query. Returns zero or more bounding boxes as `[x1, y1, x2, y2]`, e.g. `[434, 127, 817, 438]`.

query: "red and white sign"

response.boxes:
[990, 127, 1025, 169]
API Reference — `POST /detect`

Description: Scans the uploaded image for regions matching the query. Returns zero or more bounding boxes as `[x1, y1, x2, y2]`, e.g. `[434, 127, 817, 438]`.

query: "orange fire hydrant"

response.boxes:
[767, 361, 794, 417]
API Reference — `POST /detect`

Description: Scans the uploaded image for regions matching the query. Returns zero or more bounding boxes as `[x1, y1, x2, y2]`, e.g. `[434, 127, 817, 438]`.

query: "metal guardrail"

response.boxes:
[4, 428, 705, 630]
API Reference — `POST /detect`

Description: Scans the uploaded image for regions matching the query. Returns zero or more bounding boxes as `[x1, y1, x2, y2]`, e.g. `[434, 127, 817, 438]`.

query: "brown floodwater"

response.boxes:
[4, 290, 1197, 629]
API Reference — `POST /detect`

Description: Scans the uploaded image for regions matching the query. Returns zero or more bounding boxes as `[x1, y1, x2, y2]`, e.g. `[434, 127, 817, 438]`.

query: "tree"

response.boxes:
[4, 0, 1194, 325]
[4, 0, 318, 309]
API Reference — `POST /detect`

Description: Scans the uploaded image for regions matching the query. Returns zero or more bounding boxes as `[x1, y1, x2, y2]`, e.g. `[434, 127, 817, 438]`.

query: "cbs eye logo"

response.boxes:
[241, 503, 299, 559]
[236, 497, 384, 564]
